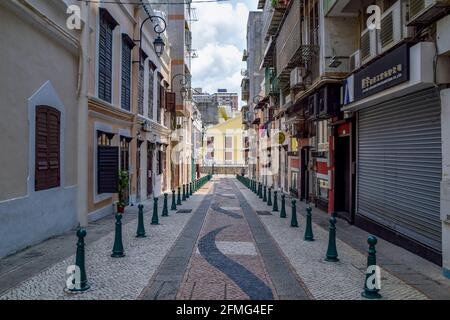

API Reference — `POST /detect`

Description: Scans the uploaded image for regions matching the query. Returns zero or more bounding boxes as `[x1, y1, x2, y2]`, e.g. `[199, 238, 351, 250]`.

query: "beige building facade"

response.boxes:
[0, 0, 191, 258]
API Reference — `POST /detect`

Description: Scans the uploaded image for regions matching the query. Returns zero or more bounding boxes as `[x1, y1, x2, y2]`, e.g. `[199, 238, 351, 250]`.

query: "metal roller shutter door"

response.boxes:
[357, 88, 442, 251]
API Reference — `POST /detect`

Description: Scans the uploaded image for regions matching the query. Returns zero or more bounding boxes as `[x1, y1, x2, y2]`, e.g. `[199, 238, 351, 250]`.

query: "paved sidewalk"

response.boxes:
[0, 187, 210, 300]
[236, 179, 450, 300]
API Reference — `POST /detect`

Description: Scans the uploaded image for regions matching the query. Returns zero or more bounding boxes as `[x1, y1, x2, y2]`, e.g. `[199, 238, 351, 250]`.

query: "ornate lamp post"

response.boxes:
[134, 13, 167, 58]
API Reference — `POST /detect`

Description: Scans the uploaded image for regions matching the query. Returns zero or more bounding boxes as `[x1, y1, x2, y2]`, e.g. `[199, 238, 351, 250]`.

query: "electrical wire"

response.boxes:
[76, 0, 229, 4]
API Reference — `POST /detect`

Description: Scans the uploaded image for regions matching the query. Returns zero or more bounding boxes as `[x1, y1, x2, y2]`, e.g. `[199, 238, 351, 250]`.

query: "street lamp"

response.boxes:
[135, 14, 167, 59]
[171, 73, 191, 101]
[153, 35, 166, 58]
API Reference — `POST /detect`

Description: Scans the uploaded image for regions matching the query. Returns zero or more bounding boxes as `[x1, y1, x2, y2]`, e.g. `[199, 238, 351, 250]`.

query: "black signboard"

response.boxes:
[354, 43, 410, 101]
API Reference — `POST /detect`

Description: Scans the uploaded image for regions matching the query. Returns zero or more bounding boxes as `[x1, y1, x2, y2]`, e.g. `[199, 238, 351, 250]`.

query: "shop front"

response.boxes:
[343, 42, 443, 263]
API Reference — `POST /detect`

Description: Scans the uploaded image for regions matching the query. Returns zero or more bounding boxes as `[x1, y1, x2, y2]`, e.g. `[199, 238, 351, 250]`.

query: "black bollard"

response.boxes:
[362, 236, 382, 299]
[258, 183, 263, 199]
[267, 188, 272, 206]
[69, 228, 90, 292]
[190, 182, 193, 196]
[171, 190, 177, 211]
[290, 199, 299, 228]
[111, 214, 125, 258]
[280, 194, 287, 218]
[263, 186, 267, 202]
[273, 191, 279, 212]
[162, 193, 169, 217]
[151, 197, 159, 225]
[325, 216, 339, 262]
[186, 183, 190, 199]
[177, 187, 182, 205]
[136, 204, 146, 238]
[182, 184, 186, 201]
[304, 205, 314, 241]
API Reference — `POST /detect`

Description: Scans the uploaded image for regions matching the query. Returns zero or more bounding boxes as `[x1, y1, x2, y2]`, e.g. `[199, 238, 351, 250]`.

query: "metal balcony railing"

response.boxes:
[276, 0, 319, 80]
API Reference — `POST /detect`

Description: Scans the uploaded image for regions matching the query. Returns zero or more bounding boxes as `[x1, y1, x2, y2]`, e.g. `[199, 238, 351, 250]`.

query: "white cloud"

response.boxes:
[191, 0, 259, 106]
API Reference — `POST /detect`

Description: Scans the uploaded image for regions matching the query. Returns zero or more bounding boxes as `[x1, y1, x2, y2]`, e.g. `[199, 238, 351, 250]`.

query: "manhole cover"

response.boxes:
[177, 209, 192, 214]
[256, 211, 272, 216]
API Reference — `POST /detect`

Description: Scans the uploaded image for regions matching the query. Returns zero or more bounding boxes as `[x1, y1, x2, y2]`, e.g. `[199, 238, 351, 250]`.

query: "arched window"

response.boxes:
[35, 106, 61, 191]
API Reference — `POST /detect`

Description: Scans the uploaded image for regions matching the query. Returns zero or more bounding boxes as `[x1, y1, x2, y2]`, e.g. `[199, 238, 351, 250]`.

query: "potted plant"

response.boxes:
[117, 170, 129, 214]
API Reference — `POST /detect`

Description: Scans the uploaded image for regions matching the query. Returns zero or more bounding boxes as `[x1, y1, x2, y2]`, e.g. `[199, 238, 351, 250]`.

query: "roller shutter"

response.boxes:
[357, 88, 442, 251]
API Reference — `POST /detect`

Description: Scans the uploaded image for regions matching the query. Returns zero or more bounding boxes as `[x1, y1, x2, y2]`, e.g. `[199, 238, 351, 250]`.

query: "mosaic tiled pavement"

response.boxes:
[142, 178, 309, 300]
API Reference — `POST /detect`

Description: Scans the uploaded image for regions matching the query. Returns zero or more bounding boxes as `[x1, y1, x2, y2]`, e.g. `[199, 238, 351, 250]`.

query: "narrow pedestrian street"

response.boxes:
[1, 177, 449, 301]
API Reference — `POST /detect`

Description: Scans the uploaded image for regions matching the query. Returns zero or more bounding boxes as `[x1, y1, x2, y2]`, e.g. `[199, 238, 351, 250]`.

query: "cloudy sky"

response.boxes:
[191, 0, 259, 107]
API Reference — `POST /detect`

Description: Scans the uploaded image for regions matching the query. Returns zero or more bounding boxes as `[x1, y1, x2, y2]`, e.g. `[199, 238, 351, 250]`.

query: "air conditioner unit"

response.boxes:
[318, 85, 341, 119]
[360, 28, 378, 66]
[307, 93, 319, 120]
[290, 67, 306, 89]
[349, 50, 361, 72]
[408, 0, 450, 26]
[378, 0, 415, 54]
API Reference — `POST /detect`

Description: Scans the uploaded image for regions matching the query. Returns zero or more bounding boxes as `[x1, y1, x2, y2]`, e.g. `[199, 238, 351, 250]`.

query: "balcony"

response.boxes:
[261, 0, 289, 42]
[276, 0, 319, 82]
[323, 0, 362, 17]
[241, 78, 250, 102]
[261, 36, 276, 69]
[264, 68, 280, 97]
[242, 49, 248, 62]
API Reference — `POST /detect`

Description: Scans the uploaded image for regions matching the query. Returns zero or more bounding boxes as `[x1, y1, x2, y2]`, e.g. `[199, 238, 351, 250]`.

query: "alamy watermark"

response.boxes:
[66, 265, 81, 290]
[366, 265, 382, 290]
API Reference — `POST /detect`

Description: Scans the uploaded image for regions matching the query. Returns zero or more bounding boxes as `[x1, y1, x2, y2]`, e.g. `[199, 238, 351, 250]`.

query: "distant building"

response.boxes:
[212, 89, 239, 112]
[193, 88, 239, 126]
[193, 88, 218, 126]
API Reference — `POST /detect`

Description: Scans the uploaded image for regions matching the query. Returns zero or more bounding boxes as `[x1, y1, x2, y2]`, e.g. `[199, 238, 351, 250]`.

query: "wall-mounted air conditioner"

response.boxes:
[360, 28, 378, 66]
[307, 93, 319, 120]
[349, 50, 361, 72]
[318, 85, 341, 119]
[378, 0, 414, 54]
[408, 0, 450, 26]
[290, 67, 306, 89]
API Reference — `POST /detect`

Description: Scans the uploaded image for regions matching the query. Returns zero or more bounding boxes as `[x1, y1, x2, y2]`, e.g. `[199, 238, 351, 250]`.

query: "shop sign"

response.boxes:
[354, 43, 409, 101]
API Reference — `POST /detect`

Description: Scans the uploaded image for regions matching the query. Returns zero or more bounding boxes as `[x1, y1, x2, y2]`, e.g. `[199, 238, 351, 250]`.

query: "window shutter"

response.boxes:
[98, 9, 116, 103]
[35, 106, 60, 191]
[166, 92, 176, 113]
[148, 67, 154, 119]
[98, 146, 119, 193]
[121, 35, 133, 111]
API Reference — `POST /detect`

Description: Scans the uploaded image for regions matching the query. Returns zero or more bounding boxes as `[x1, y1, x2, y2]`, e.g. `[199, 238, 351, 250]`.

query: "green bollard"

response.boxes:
[151, 197, 159, 225]
[267, 188, 272, 206]
[280, 194, 287, 218]
[290, 199, 299, 228]
[162, 193, 169, 217]
[177, 187, 182, 205]
[263, 186, 267, 202]
[362, 236, 382, 299]
[69, 228, 90, 292]
[273, 191, 279, 212]
[186, 183, 190, 199]
[182, 184, 186, 201]
[259, 183, 263, 199]
[190, 182, 193, 196]
[111, 214, 125, 258]
[171, 190, 177, 211]
[304, 205, 314, 241]
[136, 204, 146, 238]
[325, 216, 339, 262]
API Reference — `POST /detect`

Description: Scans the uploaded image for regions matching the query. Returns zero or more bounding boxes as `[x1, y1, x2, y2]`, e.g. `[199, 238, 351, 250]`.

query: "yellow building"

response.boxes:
[203, 113, 248, 174]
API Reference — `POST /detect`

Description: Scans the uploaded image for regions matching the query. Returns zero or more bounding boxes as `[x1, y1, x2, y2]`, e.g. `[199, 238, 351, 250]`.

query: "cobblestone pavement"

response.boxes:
[235, 180, 430, 300]
[0, 187, 210, 300]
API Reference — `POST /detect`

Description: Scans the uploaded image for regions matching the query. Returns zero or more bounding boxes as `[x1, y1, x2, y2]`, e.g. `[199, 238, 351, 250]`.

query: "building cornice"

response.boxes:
[88, 96, 135, 123]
